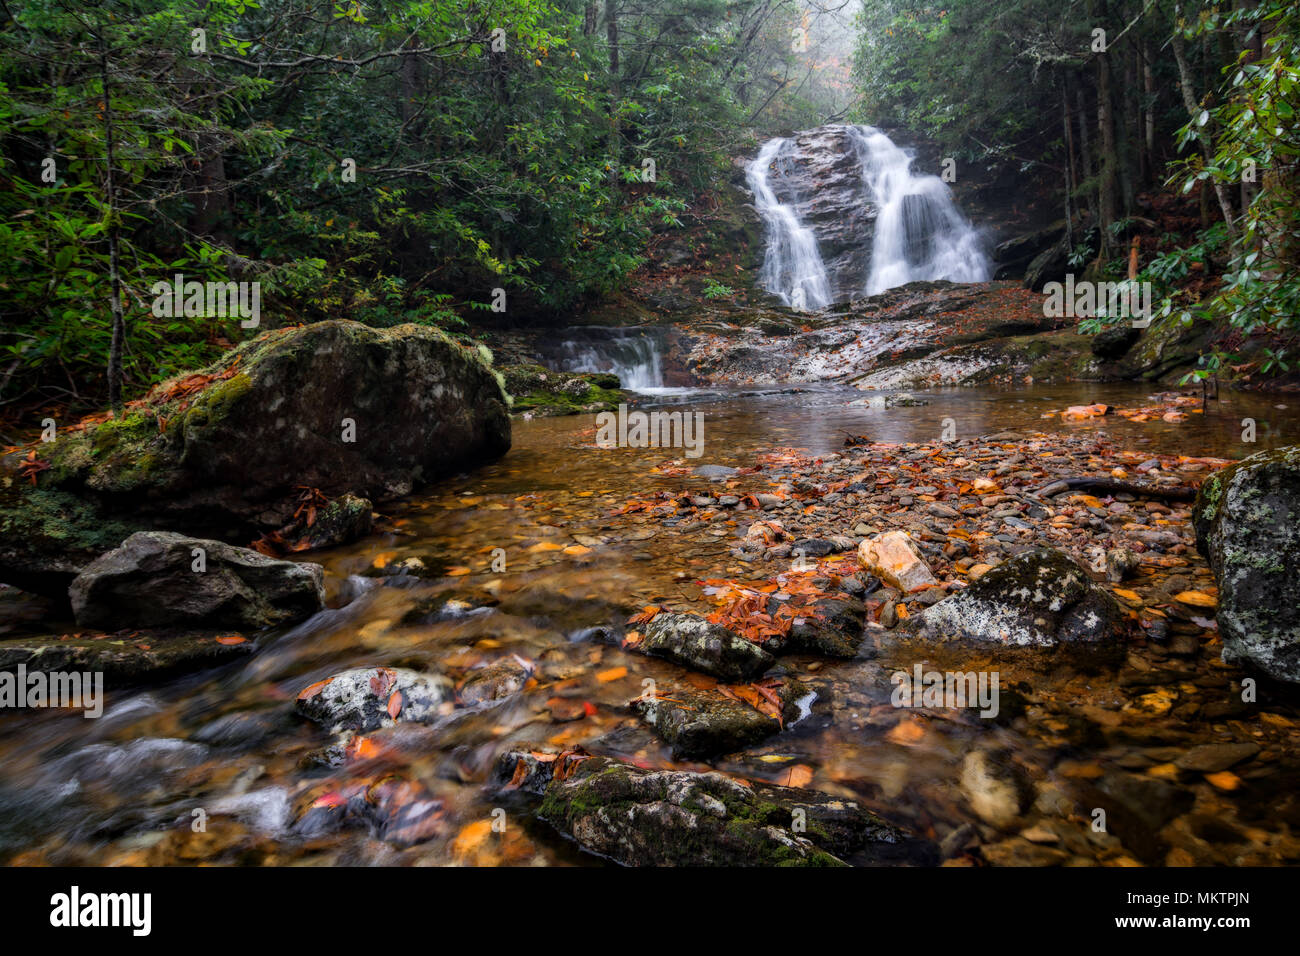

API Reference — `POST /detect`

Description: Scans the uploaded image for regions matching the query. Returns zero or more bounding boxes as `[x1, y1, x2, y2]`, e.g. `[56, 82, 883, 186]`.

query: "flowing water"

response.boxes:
[746, 137, 834, 311]
[747, 126, 989, 305]
[0, 383, 1295, 866]
[846, 126, 990, 295]
[543, 326, 676, 392]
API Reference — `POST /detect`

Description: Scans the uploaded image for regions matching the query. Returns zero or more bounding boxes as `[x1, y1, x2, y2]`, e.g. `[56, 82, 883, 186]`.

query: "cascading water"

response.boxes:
[548, 328, 669, 392]
[746, 125, 989, 306]
[746, 138, 833, 311]
[847, 125, 989, 295]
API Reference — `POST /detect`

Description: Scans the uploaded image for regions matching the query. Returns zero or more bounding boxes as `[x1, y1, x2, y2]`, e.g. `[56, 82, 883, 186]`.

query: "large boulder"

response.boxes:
[69, 531, 324, 630]
[1, 320, 511, 596]
[899, 548, 1128, 665]
[1193, 446, 1300, 683]
[494, 751, 919, 866]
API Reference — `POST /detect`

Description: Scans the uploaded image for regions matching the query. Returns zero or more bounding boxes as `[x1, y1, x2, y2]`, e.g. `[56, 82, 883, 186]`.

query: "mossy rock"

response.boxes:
[899, 547, 1129, 668]
[0, 628, 256, 686]
[491, 751, 926, 866]
[1, 321, 511, 595]
[1193, 445, 1300, 683]
[499, 363, 626, 417]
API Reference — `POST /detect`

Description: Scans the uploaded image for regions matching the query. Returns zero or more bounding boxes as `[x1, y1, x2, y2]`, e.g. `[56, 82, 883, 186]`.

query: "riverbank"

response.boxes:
[2, 383, 1298, 866]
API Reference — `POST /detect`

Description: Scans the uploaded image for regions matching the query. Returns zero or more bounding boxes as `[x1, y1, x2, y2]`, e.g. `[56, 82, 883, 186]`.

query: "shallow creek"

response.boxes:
[1, 383, 1298, 866]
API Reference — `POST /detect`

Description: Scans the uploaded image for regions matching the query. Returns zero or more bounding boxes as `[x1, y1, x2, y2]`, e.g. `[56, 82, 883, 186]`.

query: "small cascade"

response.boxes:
[746, 138, 833, 311]
[846, 125, 990, 295]
[549, 328, 668, 391]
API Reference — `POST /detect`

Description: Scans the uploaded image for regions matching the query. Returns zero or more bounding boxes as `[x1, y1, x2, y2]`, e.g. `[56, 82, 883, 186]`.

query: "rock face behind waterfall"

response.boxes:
[0, 320, 512, 597]
[752, 126, 878, 303]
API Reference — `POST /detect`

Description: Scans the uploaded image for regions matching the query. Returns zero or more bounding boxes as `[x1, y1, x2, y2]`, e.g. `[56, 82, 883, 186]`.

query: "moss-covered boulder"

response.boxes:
[69, 531, 324, 630]
[494, 751, 917, 866]
[498, 363, 624, 416]
[899, 548, 1129, 666]
[1193, 446, 1300, 683]
[1, 320, 510, 596]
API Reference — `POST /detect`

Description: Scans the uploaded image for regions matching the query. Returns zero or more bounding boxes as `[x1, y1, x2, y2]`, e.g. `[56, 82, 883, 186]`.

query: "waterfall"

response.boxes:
[549, 328, 668, 391]
[746, 125, 989, 306]
[846, 125, 990, 295]
[746, 138, 833, 312]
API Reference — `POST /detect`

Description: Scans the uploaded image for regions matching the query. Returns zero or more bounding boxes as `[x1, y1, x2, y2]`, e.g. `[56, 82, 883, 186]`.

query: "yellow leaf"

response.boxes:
[1174, 590, 1217, 608]
[1205, 771, 1241, 791]
[595, 666, 627, 683]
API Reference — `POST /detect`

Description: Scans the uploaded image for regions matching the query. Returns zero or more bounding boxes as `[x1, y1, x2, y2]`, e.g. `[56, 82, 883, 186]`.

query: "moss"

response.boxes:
[0, 486, 134, 557]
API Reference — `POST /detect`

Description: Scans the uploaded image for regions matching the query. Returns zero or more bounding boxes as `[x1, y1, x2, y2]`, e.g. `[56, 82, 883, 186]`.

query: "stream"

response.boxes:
[1, 382, 1296, 866]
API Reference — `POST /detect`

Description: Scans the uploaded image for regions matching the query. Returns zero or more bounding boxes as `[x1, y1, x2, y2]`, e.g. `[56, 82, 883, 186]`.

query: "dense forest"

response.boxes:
[2, 0, 1298, 416]
[1, 0, 858, 414]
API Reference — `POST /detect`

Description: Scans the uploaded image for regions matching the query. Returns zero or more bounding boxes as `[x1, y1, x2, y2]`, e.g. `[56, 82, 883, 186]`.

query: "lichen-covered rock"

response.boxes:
[494, 751, 915, 866]
[69, 531, 324, 630]
[294, 666, 453, 733]
[1193, 446, 1300, 683]
[632, 679, 811, 758]
[900, 547, 1128, 664]
[637, 612, 774, 681]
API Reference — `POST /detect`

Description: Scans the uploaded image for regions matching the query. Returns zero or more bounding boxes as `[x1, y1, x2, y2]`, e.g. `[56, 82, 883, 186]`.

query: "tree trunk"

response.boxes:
[100, 37, 125, 413]
[1076, 85, 1096, 222]
[606, 0, 620, 194]
[1097, 48, 1118, 255]
[1142, 40, 1156, 179]
[1171, 8, 1238, 238]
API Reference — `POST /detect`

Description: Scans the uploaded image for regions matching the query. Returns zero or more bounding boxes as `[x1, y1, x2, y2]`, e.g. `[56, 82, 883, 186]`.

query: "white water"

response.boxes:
[747, 126, 989, 306]
[847, 125, 989, 295]
[553, 329, 693, 395]
[746, 138, 833, 311]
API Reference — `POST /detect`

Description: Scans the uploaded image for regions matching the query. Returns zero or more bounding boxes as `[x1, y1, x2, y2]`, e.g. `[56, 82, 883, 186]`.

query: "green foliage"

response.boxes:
[1167, 0, 1300, 374]
[1, 0, 781, 409]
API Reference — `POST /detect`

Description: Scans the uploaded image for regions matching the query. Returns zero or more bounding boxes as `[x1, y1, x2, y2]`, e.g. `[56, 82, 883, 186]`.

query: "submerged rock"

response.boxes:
[900, 547, 1128, 664]
[1193, 446, 1300, 683]
[637, 612, 774, 681]
[494, 750, 915, 866]
[0, 628, 255, 684]
[631, 679, 810, 758]
[456, 655, 535, 707]
[69, 531, 324, 630]
[294, 666, 453, 733]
